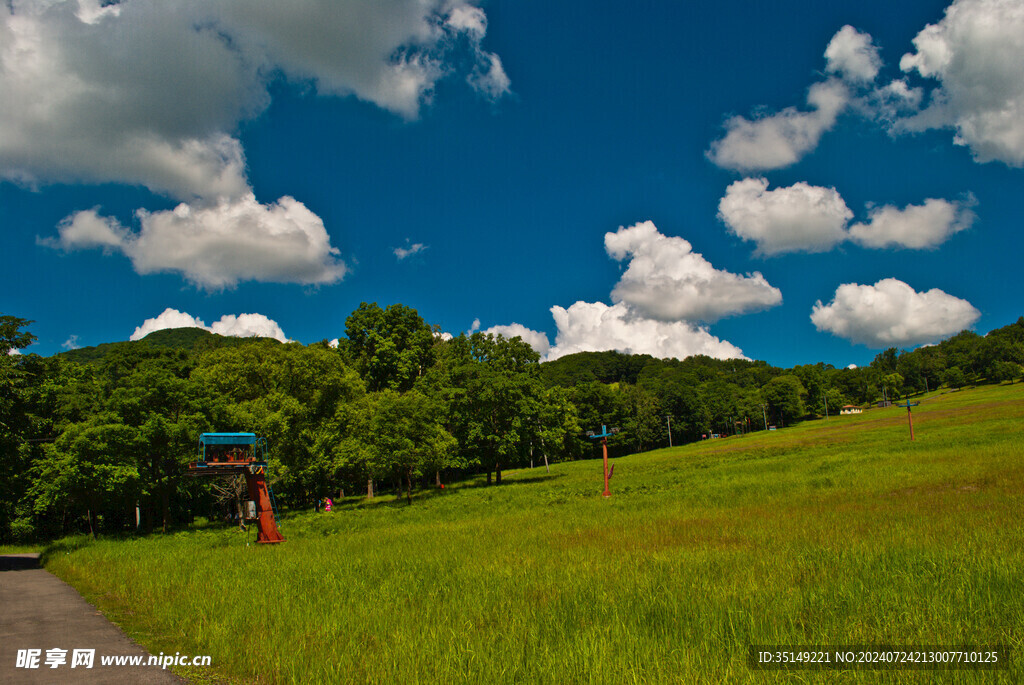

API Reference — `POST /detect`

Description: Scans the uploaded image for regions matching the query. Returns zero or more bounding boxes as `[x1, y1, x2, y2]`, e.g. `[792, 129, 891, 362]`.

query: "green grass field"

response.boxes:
[42, 383, 1024, 683]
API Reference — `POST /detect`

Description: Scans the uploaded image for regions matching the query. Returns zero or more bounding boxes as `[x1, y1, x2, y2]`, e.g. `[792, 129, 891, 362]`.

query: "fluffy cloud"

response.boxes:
[482, 323, 551, 357]
[129, 308, 206, 340]
[825, 25, 882, 84]
[849, 197, 976, 249]
[604, 221, 781, 322]
[898, 0, 1024, 166]
[0, 0, 508, 198]
[482, 222, 766, 362]
[810, 278, 980, 347]
[46, 209, 129, 252]
[871, 79, 926, 124]
[48, 195, 346, 289]
[707, 79, 849, 172]
[130, 307, 288, 342]
[717, 178, 853, 256]
[546, 302, 746, 361]
[214, 0, 510, 117]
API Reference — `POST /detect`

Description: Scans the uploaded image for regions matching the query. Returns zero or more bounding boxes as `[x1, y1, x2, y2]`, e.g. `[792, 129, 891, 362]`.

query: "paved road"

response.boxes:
[0, 554, 185, 684]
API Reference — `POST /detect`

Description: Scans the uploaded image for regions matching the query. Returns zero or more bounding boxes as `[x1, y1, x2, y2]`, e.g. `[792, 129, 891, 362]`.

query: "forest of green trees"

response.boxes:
[2, 306, 1022, 543]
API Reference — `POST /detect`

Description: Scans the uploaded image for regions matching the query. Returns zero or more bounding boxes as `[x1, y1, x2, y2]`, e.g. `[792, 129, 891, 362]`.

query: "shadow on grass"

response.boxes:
[38, 535, 94, 566]
[458, 471, 567, 490]
[317, 471, 568, 513]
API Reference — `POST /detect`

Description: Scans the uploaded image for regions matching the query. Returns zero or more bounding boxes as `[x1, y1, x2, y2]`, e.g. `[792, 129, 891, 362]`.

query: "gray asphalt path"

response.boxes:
[0, 553, 185, 684]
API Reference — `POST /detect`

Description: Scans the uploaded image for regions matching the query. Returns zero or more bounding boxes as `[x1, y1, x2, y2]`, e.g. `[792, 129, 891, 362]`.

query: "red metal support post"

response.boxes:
[601, 436, 611, 498]
[245, 470, 285, 544]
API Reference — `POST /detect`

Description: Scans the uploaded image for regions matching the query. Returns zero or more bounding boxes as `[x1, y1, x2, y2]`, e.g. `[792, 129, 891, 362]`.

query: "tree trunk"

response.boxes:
[435, 471, 441, 487]
[406, 470, 413, 505]
[367, 478, 375, 499]
[486, 471, 492, 485]
[161, 487, 170, 534]
[495, 463, 502, 484]
[544, 451, 550, 473]
[87, 508, 95, 539]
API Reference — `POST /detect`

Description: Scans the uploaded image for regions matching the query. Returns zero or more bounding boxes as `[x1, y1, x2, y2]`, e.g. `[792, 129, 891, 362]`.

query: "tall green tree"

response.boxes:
[0, 316, 38, 541]
[762, 375, 806, 426]
[344, 303, 434, 392]
[30, 417, 142, 538]
[439, 333, 545, 483]
[361, 390, 457, 503]
[617, 384, 662, 452]
[193, 341, 364, 505]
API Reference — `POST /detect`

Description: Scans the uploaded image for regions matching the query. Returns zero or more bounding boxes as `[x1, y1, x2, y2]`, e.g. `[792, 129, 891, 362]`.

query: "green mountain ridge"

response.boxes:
[58, 327, 282, 364]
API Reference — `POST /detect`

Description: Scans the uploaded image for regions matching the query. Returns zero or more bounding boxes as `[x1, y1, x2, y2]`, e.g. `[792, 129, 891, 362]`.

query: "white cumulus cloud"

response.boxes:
[208, 314, 288, 341]
[604, 221, 781, 322]
[718, 178, 853, 256]
[872, 79, 926, 123]
[130, 307, 288, 342]
[810, 278, 980, 347]
[849, 197, 976, 249]
[707, 79, 849, 172]
[898, 0, 1024, 166]
[484, 221, 782, 362]
[5, 1, 508, 287]
[825, 25, 882, 84]
[48, 194, 346, 289]
[546, 302, 746, 361]
[482, 323, 551, 357]
[0, 0, 509, 197]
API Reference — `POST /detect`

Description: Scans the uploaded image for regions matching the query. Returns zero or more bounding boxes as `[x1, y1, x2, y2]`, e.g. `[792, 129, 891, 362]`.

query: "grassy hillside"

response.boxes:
[42, 383, 1024, 683]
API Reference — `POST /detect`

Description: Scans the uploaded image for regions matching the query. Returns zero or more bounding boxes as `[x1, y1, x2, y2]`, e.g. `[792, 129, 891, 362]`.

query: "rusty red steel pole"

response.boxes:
[246, 470, 286, 543]
[602, 436, 611, 498]
[588, 425, 618, 498]
[899, 401, 919, 441]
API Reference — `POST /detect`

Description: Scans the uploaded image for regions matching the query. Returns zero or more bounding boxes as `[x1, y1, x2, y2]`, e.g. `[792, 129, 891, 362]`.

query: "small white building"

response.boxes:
[840, 405, 863, 415]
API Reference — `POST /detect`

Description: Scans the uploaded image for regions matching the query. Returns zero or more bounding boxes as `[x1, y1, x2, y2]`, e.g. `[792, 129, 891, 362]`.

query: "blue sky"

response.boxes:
[3, 0, 1022, 368]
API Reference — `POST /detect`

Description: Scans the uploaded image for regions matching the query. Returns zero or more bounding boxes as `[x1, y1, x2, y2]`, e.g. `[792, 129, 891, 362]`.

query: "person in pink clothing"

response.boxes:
[324, 497, 332, 512]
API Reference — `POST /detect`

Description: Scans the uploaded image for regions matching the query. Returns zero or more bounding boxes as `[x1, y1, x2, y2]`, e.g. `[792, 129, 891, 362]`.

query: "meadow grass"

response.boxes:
[0, 543, 43, 554]
[42, 383, 1024, 683]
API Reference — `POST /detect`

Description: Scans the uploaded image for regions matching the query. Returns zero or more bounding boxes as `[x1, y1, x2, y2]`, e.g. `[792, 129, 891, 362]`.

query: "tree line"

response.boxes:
[2, 308, 1022, 542]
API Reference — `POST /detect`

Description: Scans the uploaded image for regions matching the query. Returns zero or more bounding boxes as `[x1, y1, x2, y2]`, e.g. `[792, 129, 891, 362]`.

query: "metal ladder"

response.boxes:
[267, 483, 282, 521]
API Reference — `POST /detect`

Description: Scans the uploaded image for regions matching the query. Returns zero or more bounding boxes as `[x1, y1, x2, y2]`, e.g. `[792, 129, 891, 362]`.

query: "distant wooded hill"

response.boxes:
[58, 327, 282, 364]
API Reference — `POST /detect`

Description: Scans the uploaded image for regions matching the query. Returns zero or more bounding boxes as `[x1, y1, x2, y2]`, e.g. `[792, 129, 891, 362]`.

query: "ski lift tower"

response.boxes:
[186, 433, 285, 543]
[896, 401, 921, 441]
[586, 425, 620, 498]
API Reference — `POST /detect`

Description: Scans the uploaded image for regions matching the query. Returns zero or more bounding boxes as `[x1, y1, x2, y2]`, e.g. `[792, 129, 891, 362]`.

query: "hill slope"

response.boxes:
[43, 382, 1024, 683]
[59, 327, 281, 364]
